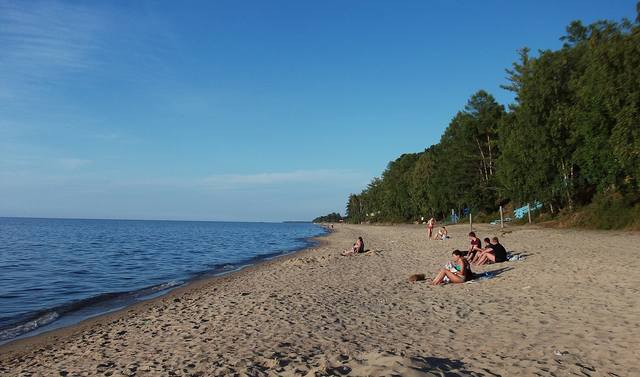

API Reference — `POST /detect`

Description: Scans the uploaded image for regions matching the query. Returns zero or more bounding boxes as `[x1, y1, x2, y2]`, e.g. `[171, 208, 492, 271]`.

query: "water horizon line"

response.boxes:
[0, 215, 312, 224]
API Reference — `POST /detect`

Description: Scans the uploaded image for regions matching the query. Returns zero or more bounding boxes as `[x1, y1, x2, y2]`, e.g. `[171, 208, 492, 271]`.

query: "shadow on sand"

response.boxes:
[482, 266, 512, 277]
[325, 355, 499, 377]
[407, 355, 500, 377]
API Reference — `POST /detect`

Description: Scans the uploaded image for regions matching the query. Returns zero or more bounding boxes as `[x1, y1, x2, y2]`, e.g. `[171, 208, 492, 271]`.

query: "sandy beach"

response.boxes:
[1, 223, 639, 376]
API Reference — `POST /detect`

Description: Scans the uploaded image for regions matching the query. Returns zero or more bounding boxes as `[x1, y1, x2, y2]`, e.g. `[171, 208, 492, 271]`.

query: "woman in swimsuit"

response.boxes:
[435, 226, 449, 240]
[427, 218, 435, 239]
[342, 237, 365, 256]
[431, 250, 473, 285]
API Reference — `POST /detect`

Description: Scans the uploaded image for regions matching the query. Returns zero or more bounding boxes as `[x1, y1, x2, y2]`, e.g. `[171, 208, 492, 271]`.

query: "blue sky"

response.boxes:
[0, 0, 636, 221]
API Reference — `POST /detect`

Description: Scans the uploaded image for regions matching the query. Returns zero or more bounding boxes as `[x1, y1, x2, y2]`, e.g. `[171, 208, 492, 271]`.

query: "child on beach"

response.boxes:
[431, 250, 473, 285]
[342, 237, 365, 256]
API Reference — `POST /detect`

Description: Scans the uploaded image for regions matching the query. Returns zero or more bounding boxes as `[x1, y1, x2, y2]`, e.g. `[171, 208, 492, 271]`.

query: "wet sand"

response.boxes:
[1, 223, 639, 376]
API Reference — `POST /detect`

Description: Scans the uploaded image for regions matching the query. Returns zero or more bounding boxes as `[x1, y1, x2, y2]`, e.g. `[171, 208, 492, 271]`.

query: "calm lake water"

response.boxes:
[0, 217, 326, 342]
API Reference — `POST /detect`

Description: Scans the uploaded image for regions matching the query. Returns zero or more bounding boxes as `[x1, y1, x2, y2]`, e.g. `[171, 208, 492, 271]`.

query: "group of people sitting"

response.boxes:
[467, 232, 507, 265]
[431, 231, 507, 285]
[342, 229, 508, 286]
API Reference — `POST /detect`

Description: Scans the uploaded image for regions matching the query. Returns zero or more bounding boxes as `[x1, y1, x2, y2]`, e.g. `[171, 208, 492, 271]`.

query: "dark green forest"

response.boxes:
[312, 212, 343, 223]
[336, 9, 640, 229]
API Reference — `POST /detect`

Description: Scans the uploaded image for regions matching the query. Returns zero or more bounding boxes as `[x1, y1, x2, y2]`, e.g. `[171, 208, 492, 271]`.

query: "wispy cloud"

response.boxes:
[57, 158, 92, 170]
[0, 1, 106, 103]
[0, 167, 366, 220]
[202, 169, 364, 189]
[82, 169, 367, 191]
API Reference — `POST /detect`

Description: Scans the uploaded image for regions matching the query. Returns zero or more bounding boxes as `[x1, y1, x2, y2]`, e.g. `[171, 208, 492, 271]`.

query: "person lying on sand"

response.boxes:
[467, 232, 483, 260]
[431, 250, 473, 285]
[342, 236, 365, 256]
[474, 237, 507, 265]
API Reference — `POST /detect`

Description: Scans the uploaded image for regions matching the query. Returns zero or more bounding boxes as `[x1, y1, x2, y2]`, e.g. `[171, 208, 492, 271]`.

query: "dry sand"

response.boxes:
[1, 223, 639, 376]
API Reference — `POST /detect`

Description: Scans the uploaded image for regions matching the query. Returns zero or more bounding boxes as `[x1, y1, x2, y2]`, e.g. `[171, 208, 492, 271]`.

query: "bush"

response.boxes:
[555, 192, 640, 230]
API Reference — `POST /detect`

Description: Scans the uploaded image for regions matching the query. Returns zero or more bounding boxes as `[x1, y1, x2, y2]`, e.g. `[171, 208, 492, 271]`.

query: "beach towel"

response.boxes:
[441, 271, 493, 284]
[506, 253, 524, 261]
[470, 271, 494, 282]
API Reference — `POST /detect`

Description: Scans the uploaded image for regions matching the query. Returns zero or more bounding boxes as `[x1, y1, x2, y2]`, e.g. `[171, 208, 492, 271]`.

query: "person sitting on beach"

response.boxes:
[431, 250, 473, 285]
[474, 237, 508, 265]
[471, 237, 491, 263]
[467, 232, 482, 260]
[342, 237, 365, 256]
[435, 226, 449, 240]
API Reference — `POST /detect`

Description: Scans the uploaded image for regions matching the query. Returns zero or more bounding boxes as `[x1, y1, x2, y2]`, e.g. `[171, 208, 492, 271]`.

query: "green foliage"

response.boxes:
[498, 16, 640, 212]
[555, 192, 640, 230]
[380, 153, 420, 222]
[335, 6, 640, 229]
[345, 90, 506, 223]
[312, 212, 343, 223]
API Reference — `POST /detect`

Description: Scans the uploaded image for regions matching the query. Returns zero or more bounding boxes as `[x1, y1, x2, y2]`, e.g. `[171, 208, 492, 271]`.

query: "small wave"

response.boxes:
[154, 280, 182, 290]
[139, 280, 183, 295]
[0, 280, 185, 343]
[0, 311, 59, 342]
[0, 219, 326, 343]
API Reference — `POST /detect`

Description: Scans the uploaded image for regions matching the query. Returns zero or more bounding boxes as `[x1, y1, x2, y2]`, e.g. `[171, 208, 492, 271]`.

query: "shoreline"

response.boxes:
[0, 229, 330, 353]
[2, 223, 638, 376]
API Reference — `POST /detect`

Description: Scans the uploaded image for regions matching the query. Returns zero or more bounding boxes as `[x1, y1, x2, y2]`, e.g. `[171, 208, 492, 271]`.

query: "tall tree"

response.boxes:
[337, 5, 640, 225]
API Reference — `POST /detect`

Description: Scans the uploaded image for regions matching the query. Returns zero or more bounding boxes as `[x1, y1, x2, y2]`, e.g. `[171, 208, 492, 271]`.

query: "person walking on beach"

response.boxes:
[431, 250, 473, 285]
[427, 217, 435, 239]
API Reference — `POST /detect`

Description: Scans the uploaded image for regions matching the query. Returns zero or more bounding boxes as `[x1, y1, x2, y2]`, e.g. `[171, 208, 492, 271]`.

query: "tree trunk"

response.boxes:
[560, 159, 574, 211]
[475, 137, 489, 183]
[486, 134, 494, 176]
